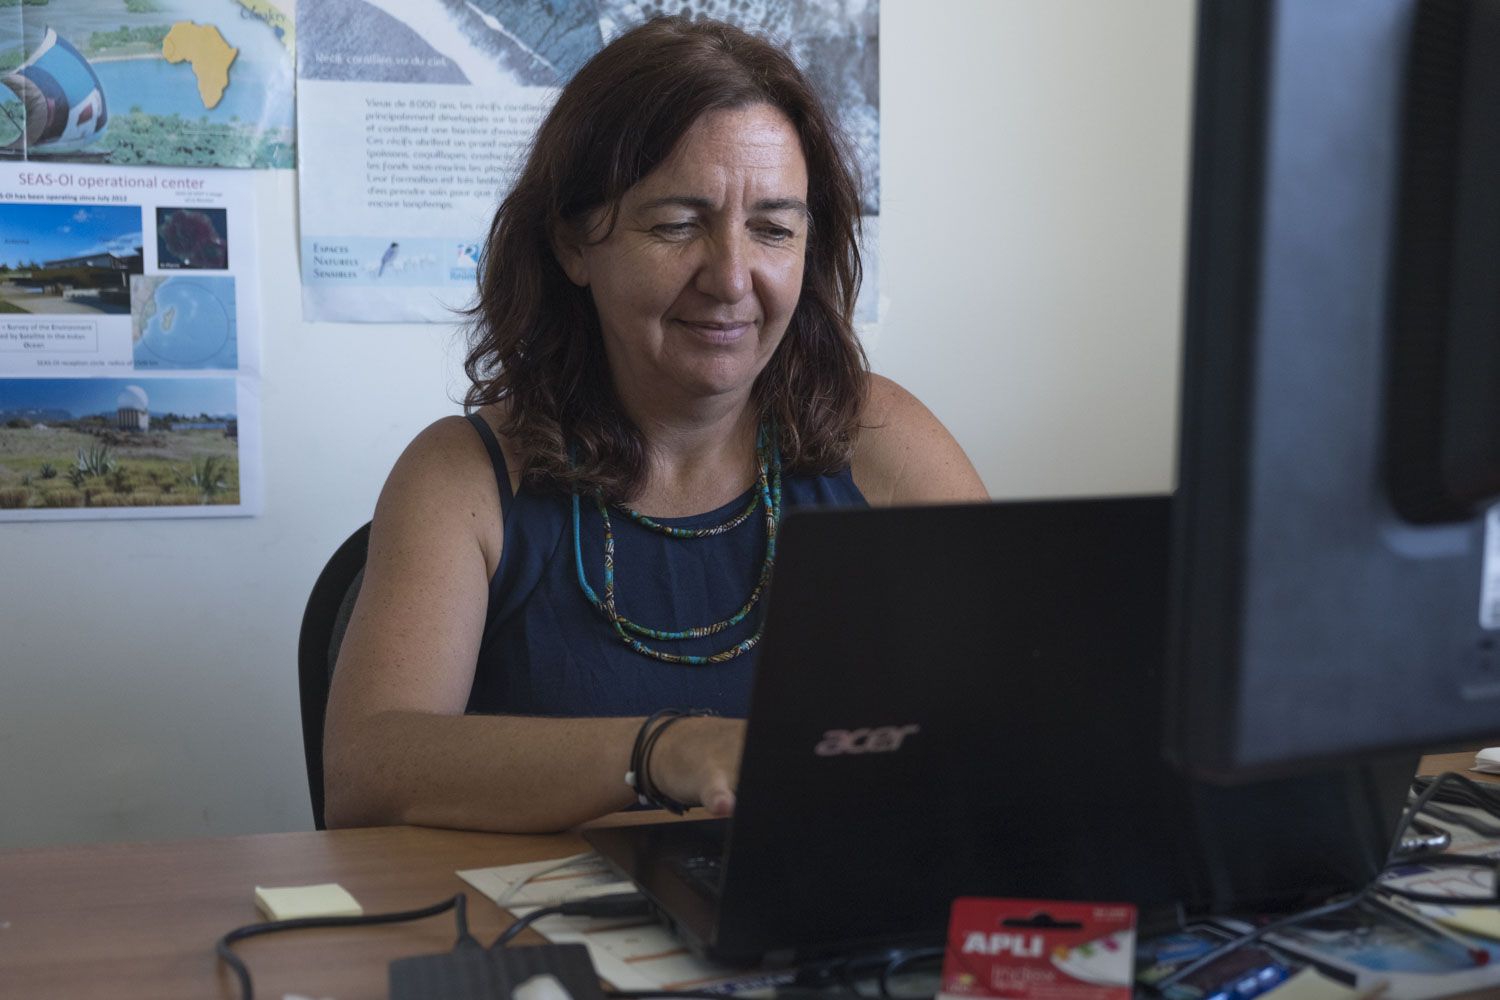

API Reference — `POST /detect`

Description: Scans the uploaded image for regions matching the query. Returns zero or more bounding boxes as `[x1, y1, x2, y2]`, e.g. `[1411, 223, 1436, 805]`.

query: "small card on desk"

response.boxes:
[935, 897, 1136, 1000]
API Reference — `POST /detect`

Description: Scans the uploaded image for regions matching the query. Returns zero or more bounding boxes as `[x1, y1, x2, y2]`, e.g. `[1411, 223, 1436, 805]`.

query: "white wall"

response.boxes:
[0, 0, 1194, 848]
[877, 1, 1192, 497]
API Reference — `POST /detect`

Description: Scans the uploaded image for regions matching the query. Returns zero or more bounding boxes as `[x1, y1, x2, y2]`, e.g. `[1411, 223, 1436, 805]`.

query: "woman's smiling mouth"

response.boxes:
[675, 318, 756, 344]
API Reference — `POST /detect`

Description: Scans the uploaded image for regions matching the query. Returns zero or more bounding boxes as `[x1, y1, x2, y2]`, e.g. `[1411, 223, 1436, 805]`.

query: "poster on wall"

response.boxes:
[294, 0, 878, 324]
[0, 162, 263, 520]
[0, 0, 295, 169]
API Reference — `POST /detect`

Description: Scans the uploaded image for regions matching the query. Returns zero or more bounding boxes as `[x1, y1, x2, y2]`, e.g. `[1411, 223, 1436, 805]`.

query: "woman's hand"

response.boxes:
[647, 716, 747, 816]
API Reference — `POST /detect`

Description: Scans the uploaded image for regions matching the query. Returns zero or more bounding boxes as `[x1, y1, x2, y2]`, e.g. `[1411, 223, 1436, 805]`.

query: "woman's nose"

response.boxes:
[694, 233, 752, 303]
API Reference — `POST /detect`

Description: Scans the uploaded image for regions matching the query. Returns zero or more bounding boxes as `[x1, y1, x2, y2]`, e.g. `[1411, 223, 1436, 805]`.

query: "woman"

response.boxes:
[323, 17, 986, 834]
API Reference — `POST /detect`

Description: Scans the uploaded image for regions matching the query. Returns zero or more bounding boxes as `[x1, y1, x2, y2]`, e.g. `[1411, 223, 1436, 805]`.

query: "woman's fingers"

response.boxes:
[650, 716, 746, 810]
[701, 780, 736, 817]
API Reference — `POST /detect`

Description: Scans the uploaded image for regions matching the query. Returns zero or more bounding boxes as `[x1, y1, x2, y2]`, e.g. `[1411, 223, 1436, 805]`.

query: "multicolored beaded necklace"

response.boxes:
[570, 425, 783, 665]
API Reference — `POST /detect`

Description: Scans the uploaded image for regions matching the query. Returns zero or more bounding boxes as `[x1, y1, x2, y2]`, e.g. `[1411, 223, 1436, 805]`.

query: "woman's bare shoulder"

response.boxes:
[374, 412, 513, 577]
[851, 374, 988, 505]
[327, 415, 505, 740]
[385, 415, 493, 497]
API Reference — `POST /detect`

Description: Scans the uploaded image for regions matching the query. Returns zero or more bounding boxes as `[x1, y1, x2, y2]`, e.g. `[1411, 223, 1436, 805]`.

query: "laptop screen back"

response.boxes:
[717, 497, 1191, 957]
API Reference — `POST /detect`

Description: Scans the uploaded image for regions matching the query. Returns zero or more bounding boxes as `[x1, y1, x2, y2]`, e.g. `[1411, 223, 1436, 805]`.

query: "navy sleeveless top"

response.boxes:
[464, 414, 867, 719]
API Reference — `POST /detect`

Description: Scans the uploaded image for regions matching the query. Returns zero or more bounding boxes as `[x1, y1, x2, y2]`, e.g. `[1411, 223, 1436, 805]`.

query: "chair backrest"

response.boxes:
[297, 522, 371, 830]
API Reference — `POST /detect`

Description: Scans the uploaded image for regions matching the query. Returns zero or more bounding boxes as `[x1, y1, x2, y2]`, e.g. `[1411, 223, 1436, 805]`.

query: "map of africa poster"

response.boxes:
[0, 0, 294, 168]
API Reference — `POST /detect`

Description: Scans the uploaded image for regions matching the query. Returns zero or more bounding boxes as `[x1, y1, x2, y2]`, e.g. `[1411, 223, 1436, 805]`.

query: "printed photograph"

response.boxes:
[0, 0, 294, 168]
[0, 202, 143, 315]
[155, 206, 228, 269]
[131, 275, 237, 370]
[0, 376, 240, 510]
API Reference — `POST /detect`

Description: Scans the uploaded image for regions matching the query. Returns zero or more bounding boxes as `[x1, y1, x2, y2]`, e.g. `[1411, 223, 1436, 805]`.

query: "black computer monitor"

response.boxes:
[1167, 0, 1500, 778]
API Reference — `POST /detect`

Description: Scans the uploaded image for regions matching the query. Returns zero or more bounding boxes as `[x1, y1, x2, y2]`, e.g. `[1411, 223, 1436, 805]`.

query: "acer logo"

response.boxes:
[814, 724, 920, 756]
[962, 932, 1044, 957]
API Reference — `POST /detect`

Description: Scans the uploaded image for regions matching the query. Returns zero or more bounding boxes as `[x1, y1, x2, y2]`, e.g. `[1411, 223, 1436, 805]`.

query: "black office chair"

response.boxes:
[297, 522, 371, 830]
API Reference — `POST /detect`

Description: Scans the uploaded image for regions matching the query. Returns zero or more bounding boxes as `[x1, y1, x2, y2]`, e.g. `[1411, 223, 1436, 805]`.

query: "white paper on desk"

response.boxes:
[458, 858, 788, 994]
[1215, 910, 1500, 1000]
[458, 854, 626, 908]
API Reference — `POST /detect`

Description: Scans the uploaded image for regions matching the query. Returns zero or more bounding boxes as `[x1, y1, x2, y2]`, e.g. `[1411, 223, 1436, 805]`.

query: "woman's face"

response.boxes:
[559, 103, 809, 413]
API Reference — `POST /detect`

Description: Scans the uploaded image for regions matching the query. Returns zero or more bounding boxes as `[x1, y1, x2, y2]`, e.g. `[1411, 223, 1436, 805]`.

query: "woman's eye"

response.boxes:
[759, 226, 795, 243]
[653, 222, 697, 238]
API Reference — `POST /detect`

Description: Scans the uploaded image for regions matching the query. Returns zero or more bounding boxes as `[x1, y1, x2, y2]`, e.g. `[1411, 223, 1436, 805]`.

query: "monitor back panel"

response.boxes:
[1171, 0, 1499, 774]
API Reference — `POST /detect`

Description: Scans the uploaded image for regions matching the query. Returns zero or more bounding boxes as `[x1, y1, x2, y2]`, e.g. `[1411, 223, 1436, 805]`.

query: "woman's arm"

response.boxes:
[322, 416, 741, 832]
[851, 374, 989, 505]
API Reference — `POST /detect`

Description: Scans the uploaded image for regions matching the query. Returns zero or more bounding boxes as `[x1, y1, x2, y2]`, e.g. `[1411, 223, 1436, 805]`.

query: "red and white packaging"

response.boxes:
[935, 897, 1137, 1000]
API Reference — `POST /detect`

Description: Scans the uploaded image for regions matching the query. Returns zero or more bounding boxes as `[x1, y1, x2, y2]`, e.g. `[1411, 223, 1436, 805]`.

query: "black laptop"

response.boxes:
[583, 498, 1409, 967]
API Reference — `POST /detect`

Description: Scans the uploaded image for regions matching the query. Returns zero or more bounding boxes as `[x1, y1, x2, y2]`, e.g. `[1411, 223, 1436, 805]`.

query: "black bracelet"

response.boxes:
[626, 709, 679, 806]
[625, 708, 715, 814]
[638, 714, 695, 814]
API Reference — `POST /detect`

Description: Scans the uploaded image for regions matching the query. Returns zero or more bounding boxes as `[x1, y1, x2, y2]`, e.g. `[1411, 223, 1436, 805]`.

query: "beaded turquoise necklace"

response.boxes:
[570, 426, 783, 665]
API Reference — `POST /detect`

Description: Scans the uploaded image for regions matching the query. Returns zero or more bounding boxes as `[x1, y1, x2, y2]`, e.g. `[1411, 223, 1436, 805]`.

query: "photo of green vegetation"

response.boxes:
[0, 423, 239, 509]
[0, 378, 240, 512]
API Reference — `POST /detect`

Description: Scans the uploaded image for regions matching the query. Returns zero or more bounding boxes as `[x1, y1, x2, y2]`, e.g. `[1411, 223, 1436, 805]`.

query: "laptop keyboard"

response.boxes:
[669, 852, 725, 897]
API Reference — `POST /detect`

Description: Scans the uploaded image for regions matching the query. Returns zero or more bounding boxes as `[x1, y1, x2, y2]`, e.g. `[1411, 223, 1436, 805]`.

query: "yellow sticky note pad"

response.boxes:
[253, 883, 362, 921]
[1430, 907, 1500, 941]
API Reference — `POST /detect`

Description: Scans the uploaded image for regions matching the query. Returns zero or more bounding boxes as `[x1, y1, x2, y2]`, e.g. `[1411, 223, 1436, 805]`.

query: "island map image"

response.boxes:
[131, 275, 236, 370]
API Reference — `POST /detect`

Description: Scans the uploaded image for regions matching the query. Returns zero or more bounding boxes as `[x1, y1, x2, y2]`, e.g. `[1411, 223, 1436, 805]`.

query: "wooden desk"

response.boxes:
[1418, 749, 1500, 783]
[2, 756, 1496, 999]
[0, 825, 580, 1000]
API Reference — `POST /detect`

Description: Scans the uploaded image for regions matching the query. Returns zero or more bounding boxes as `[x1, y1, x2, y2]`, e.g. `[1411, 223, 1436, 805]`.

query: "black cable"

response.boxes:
[492, 904, 567, 948]
[1390, 772, 1462, 861]
[877, 946, 944, 999]
[607, 992, 739, 999]
[1377, 770, 1500, 907]
[1397, 817, 1454, 856]
[1151, 888, 1372, 992]
[1420, 801, 1500, 839]
[1410, 791, 1500, 827]
[835, 954, 882, 999]
[785, 945, 944, 1000]
[1411, 774, 1500, 816]
[1392, 772, 1500, 862]
[834, 955, 872, 991]
[609, 945, 940, 1000]
[216, 893, 472, 1000]
[1376, 852, 1500, 906]
[491, 892, 651, 948]
[1148, 773, 1499, 994]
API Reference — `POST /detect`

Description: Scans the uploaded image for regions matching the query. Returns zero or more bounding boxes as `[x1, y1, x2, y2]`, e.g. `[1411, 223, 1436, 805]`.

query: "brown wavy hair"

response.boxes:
[463, 16, 867, 501]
